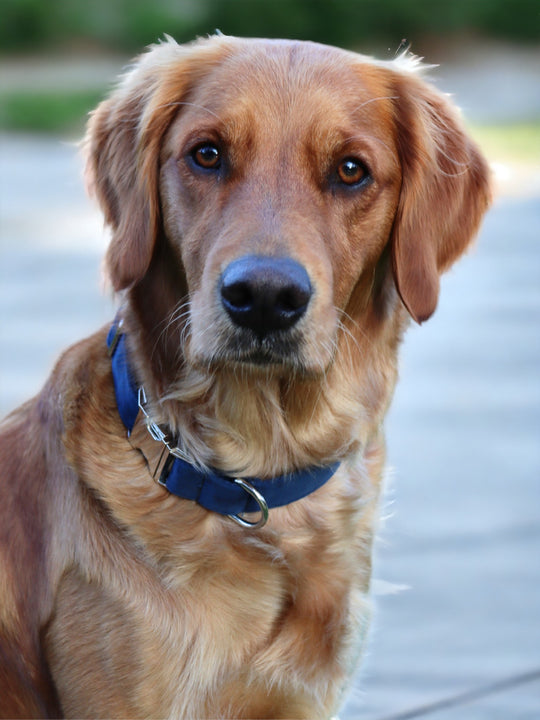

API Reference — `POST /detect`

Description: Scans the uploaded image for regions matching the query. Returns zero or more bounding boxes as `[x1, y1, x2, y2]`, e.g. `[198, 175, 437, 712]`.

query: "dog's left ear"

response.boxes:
[389, 66, 492, 323]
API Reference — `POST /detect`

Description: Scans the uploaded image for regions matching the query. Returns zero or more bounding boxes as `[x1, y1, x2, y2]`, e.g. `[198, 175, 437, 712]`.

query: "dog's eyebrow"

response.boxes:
[340, 133, 397, 161]
[351, 95, 399, 114]
[159, 101, 222, 121]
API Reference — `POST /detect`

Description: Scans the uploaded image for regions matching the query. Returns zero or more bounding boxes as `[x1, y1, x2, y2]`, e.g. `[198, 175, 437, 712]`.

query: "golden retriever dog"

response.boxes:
[0, 35, 490, 719]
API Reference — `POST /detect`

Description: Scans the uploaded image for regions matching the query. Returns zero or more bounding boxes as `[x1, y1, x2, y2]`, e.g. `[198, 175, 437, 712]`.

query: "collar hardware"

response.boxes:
[228, 478, 269, 529]
[107, 318, 124, 358]
[137, 386, 191, 463]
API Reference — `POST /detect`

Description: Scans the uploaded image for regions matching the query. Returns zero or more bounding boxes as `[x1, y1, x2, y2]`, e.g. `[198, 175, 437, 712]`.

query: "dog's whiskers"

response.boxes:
[337, 308, 372, 352]
[150, 298, 192, 363]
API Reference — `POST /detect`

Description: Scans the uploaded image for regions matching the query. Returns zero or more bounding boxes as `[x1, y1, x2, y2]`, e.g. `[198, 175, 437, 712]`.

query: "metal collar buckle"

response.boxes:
[229, 478, 269, 529]
[137, 387, 190, 462]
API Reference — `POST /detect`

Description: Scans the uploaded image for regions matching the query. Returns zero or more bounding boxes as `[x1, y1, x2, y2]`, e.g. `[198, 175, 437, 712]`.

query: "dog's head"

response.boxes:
[86, 35, 490, 380]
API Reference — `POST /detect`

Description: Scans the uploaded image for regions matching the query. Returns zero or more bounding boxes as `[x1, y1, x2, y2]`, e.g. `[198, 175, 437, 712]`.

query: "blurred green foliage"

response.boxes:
[0, 90, 104, 133]
[1, 0, 539, 54]
[469, 122, 540, 163]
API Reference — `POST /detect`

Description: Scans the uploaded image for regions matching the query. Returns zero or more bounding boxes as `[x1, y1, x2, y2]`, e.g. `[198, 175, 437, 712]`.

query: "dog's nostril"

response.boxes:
[220, 255, 312, 336]
[276, 286, 311, 314]
[221, 280, 254, 312]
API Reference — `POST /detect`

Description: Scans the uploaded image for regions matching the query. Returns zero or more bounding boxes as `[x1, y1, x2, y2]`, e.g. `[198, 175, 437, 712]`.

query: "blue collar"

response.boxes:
[107, 321, 339, 527]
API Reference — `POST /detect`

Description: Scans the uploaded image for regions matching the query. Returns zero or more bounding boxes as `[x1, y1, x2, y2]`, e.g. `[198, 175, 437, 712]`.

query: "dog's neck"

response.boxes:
[121, 242, 402, 478]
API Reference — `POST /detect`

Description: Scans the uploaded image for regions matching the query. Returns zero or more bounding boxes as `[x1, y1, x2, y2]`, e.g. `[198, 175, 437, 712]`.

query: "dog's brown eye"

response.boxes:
[337, 158, 367, 186]
[192, 143, 221, 170]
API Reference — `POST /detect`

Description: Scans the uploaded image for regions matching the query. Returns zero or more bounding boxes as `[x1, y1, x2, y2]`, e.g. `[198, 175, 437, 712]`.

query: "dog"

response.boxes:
[0, 35, 490, 719]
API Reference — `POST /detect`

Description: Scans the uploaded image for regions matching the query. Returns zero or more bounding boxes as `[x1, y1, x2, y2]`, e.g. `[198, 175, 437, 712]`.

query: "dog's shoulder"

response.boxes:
[0, 327, 110, 563]
[0, 329, 113, 718]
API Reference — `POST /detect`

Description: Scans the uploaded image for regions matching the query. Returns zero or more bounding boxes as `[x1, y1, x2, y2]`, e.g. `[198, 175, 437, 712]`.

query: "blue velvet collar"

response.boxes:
[107, 321, 339, 527]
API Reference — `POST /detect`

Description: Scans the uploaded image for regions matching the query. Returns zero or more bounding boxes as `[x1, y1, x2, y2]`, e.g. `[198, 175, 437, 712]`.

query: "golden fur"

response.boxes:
[0, 35, 490, 718]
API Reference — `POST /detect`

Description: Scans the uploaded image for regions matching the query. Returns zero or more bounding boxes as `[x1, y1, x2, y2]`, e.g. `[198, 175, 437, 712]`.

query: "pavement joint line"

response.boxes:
[373, 668, 540, 719]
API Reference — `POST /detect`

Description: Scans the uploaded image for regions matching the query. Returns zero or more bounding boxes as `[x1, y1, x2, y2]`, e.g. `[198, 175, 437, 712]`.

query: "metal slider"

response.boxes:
[137, 386, 191, 463]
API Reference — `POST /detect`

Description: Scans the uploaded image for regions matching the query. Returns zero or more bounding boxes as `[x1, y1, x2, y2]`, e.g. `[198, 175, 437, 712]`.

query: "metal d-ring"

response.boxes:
[229, 478, 269, 530]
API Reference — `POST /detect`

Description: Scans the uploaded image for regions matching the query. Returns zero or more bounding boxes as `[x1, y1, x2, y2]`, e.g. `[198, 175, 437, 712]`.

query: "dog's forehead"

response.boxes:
[184, 39, 393, 128]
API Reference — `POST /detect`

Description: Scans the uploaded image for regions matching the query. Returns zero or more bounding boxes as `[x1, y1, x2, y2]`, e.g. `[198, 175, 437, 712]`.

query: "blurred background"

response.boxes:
[1, 1, 539, 718]
[0, 0, 539, 140]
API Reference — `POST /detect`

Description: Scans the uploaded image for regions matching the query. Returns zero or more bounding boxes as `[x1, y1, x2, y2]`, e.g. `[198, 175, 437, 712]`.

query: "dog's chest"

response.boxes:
[45, 504, 369, 718]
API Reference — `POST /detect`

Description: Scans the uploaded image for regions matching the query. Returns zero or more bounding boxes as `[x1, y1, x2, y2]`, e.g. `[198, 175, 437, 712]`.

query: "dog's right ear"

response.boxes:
[85, 83, 156, 291]
[84, 36, 233, 291]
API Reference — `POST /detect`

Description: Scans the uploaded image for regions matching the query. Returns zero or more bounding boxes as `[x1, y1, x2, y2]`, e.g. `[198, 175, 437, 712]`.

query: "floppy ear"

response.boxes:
[389, 66, 491, 323]
[84, 36, 233, 291]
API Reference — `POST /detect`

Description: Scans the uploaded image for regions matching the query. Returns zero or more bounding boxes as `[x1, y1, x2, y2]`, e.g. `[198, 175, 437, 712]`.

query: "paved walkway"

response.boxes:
[1, 42, 539, 718]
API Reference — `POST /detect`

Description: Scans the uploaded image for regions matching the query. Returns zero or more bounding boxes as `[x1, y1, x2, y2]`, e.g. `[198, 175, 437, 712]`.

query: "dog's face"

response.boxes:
[159, 44, 402, 374]
[86, 36, 490, 383]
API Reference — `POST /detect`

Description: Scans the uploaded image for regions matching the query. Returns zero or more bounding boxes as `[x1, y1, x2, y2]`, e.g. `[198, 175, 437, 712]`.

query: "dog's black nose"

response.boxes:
[220, 255, 312, 336]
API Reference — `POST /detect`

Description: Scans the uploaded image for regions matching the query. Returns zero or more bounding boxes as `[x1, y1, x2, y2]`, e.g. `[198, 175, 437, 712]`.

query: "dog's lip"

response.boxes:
[189, 335, 310, 373]
[189, 323, 331, 375]
[232, 348, 288, 365]
[213, 327, 301, 360]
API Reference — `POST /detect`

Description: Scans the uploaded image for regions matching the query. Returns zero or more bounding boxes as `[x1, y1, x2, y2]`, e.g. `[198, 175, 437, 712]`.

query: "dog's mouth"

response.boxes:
[194, 328, 311, 374]
[187, 314, 334, 378]
[229, 344, 293, 367]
